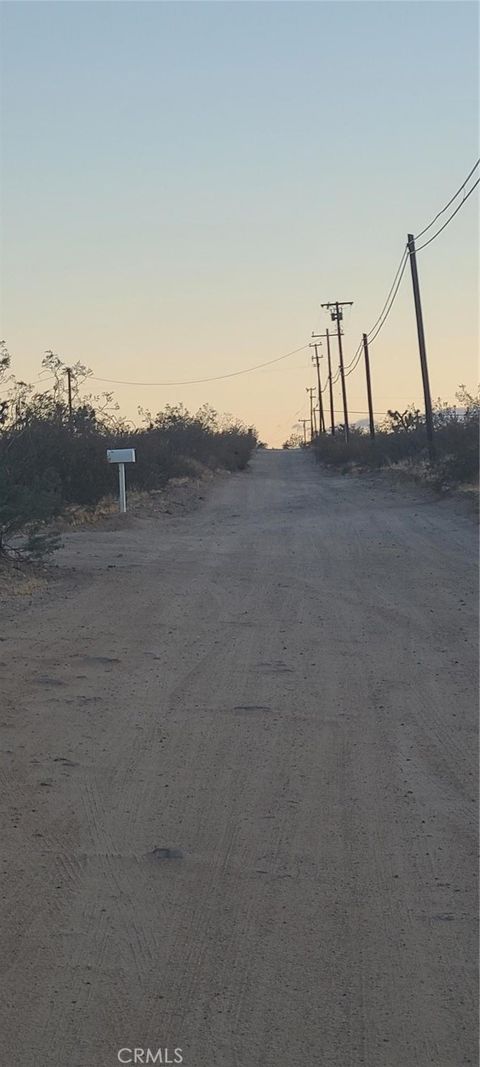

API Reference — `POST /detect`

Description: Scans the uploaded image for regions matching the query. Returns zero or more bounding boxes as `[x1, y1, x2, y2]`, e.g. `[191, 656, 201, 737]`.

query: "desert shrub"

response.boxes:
[0, 467, 62, 557]
[2, 417, 119, 506]
[0, 354, 257, 557]
[282, 433, 304, 449]
[312, 389, 479, 485]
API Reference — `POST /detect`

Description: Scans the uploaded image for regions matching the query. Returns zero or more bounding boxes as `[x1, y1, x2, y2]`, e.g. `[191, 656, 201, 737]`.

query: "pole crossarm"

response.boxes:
[311, 331, 344, 338]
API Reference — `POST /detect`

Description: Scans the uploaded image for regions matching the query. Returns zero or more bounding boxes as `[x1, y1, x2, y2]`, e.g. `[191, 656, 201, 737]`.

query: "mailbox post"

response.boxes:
[118, 462, 127, 513]
[106, 448, 136, 513]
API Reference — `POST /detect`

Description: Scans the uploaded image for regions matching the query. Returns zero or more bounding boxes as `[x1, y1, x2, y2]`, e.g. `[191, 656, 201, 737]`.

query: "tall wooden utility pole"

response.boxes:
[299, 419, 309, 446]
[66, 367, 73, 429]
[362, 334, 375, 439]
[321, 302, 353, 440]
[309, 343, 325, 432]
[407, 234, 435, 460]
[325, 329, 335, 436]
[306, 387, 316, 442]
[311, 329, 337, 435]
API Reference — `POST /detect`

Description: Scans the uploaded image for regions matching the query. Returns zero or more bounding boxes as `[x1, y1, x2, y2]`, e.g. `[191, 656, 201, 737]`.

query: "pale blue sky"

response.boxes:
[1, 1, 478, 442]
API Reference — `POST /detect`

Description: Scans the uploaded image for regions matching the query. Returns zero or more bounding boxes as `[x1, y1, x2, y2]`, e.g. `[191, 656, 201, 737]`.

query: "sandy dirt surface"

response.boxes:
[0, 449, 477, 1067]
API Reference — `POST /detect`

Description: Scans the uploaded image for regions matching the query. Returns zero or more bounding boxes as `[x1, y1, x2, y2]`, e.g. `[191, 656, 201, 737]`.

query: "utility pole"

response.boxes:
[325, 329, 335, 437]
[321, 301, 353, 440]
[309, 343, 326, 433]
[313, 396, 318, 437]
[306, 387, 316, 442]
[407, 234, 435, 460]
[309, 330, 334, 435]
[66, 367, 73, 428]
[362, 334, 375, 439]
[299, 419, 309, 446]
[312, 330, 336, 435]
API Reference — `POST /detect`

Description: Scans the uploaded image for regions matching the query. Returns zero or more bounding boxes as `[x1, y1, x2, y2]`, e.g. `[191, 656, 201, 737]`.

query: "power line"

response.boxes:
[18, 164, 480, 415]
[367, 252, 410, 346]
[87, 344, 310, 387]
[344, 339, 363, 370]
[415, 158, 480, 240]
[341, 162, 479, 376]
[344, 349, 363, 378]
[414, 178, 480, 252]
[360, 172, 477, 359]
[336, 408, 388, 416]
[339, 249, 408, 378]
[342, 169, 477, 370]
[339, 340, 366, 384]
[366, 247, 408, 339]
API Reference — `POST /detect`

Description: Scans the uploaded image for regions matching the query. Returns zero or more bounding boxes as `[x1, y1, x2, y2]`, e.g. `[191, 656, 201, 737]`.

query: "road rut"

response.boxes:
[0, 450, 477, 1066]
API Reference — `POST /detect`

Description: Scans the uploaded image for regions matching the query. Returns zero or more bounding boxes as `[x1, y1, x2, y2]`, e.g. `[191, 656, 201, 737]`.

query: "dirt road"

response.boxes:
[0, 450, 477, 1067]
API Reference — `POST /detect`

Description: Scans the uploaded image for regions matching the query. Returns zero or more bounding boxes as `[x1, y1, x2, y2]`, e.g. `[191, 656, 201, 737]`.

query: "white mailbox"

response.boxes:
[107, 448, 136, 464]
[106, 448, 136, 512]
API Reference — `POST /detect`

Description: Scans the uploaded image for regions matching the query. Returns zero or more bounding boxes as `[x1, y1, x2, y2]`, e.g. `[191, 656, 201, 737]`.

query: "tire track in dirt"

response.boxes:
[0, 451, 477, 1066]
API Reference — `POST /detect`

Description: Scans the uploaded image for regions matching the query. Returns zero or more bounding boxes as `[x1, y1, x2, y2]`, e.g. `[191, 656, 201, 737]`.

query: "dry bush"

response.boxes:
[0, 358, 257, 558]
[312, 389, 479, 486]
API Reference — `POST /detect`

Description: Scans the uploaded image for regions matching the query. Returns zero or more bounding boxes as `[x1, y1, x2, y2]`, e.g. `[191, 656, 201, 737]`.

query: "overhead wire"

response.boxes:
[366, 247, 409, 339]
[344, 349, 363, 379]
[415, 158, 480, 240]
[15, 164, 480, 416]
[88, 343, 310, 388]
[414, 178, 480, 252]
[334, 408, 388, 416]
[322, 252, 407, 394]
[366, 251, 410, 347]
[337, 248, 409, 375]
[68, 165, 480, 399]
[364, 170, 477, 349]
[339, 160, 479, 375]
[344, 338, 363, 370]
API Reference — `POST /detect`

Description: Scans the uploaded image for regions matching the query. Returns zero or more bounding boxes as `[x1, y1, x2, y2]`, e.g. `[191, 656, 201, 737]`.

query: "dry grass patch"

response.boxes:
[0, 559, 47, 601]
